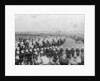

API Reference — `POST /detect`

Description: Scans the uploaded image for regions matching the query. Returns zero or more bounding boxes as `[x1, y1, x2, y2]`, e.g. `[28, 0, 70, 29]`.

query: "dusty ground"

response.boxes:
[61, 38, 84, 50]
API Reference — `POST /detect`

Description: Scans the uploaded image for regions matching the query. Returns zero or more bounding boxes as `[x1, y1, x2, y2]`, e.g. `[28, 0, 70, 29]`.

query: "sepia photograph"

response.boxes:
[15, 14, 84, 65]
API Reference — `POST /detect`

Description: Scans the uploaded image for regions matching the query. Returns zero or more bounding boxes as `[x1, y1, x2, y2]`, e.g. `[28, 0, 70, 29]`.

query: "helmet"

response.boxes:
[34, 49, 36, 51]
[26, 49, 29, 52]
[21, 50, 24, 53]
[40, 51, 43, 54]
[37, 48, 39, 51]
[29, 49, 32, 52]
[53, 48, 56, 51]
[17, 47, 20, 51]
[16, 51, 20, 54]
[41, 48, 43, 51]
[34, 51, 38, 55]
[15, 55, 19, 60]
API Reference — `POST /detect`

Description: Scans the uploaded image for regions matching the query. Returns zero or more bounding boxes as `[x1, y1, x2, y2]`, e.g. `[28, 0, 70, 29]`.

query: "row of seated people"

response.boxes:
[15, 45, 84, 65]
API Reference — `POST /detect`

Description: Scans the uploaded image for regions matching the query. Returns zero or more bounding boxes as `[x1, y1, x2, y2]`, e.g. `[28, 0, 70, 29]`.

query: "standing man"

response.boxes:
[76, 47, 82, 65]
[15, 50, 20, 65]
[80, 47, 84, 65]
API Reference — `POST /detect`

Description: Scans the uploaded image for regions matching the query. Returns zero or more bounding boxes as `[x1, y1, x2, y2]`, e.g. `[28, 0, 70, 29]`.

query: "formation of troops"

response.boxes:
[15, 36, 84, 65]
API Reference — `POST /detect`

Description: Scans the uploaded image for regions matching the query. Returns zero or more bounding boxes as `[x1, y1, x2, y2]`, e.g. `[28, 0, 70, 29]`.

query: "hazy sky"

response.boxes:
[15, 14, 84, 33]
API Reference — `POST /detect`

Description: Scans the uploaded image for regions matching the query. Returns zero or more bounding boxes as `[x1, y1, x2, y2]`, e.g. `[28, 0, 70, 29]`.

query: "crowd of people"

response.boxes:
[15, 36, 84, 65]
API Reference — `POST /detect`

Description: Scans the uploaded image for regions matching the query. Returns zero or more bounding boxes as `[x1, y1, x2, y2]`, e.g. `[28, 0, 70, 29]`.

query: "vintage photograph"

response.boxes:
[15, 14, 84, 65]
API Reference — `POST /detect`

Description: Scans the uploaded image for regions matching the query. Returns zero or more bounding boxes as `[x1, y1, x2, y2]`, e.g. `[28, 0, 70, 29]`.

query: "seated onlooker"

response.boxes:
[59, 53, 69, 65]
[41, 55, 50, 65]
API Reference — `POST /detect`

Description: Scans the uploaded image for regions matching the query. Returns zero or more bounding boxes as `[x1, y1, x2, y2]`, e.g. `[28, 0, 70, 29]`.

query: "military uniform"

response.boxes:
[81, 48, 84, 65]
[15, 51, 20, 65]
[75, 48, 82, 65]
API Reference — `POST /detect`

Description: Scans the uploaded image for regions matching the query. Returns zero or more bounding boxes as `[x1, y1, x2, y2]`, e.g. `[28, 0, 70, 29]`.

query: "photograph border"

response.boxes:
[6, 6, 94, 76]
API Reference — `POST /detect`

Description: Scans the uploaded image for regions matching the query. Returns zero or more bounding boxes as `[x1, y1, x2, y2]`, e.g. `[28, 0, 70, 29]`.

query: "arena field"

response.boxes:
[61, 38, 83, 50]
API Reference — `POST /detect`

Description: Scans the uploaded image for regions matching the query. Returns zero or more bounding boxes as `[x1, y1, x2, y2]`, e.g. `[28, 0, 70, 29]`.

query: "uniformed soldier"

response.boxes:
[40, 50, 43, 56]
[20, 49, 25, 65]
[52, 48, 58, 64]
[33, 48, 38, 60]
[28, 48, 33, 65]
[75, 47, 82, 65]
[15, 50, 20, 65]
[34, 52, 42, 65]
[76, 47, 80, 55]
[59, 53, 69, 65]
[67, 48, 71, 59]
[80, 47, 84, 65]
[25, 49, 29, 65]
[71, 47, 75, 58]
[59, 46, 63, 54]
[65, 47, 68, 57]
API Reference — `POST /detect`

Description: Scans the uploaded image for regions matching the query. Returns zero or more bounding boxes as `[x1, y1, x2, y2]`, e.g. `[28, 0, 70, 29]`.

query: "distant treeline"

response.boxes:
[15, 33, 66, 37]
